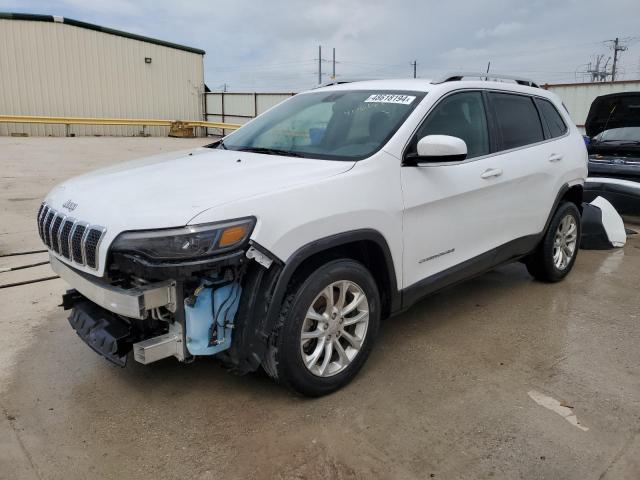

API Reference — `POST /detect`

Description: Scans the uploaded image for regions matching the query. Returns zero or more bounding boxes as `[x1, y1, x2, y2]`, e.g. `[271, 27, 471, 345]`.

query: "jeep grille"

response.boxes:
[37, 203, 106, 270]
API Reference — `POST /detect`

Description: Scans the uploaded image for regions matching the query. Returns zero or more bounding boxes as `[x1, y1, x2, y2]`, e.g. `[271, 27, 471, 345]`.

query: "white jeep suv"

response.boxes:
[39, 74, 587, 396]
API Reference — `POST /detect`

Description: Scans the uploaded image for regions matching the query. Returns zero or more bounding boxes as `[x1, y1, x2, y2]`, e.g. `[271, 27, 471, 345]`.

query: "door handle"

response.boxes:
[481, 168, 503, 179]
[549, 153, 564, 162]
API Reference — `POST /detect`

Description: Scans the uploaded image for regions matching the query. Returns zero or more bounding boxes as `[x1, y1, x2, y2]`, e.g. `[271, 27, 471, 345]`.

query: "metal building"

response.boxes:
[545, 80, 640, 134]
[0, 13, 205, 136]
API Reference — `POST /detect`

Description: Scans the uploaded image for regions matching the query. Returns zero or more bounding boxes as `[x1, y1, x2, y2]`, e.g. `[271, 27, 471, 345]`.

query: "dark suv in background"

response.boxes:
[585, 92, 640, 215]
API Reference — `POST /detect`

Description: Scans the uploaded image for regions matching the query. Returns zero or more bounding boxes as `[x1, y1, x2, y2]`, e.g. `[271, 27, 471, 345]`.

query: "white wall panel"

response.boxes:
[546, 80, 640, 133]
[223, 94, 256, 117]
[205, 94, 222, 116]
[204, 92, 294, 136]
[256, 94, 294, 114]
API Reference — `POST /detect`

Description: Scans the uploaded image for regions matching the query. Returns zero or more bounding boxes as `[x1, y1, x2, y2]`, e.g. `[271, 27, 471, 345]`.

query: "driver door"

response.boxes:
[401, 90, 510, 292]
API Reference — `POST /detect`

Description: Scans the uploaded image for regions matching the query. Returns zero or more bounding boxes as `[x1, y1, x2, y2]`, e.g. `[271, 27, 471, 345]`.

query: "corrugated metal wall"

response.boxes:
[0, 19, 204, 136]
[205, 92, 295, 136]
[545, 80, 640, 134]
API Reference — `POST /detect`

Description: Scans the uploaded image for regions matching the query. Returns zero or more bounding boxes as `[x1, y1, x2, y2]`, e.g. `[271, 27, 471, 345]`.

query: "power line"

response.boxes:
[316, 45, 338, 83]
[332, 48, 336, 79]
[582, 54, 611, 82]
[338, 60, 408, 67]
[574, 36, 632, 82]
[318, 45, 322, 84]
[608, 37, 628, 81]
[212, 60, 316, 72]
[212, 35, 637, 91]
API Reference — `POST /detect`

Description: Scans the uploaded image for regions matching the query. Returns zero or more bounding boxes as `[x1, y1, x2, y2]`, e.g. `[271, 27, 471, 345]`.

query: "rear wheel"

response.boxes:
[526, 201, 581, 282]
[263, 259, 380, 397]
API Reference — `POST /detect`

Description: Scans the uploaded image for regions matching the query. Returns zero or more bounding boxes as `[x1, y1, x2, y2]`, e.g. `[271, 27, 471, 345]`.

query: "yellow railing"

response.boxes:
[0, 115, 242, 132]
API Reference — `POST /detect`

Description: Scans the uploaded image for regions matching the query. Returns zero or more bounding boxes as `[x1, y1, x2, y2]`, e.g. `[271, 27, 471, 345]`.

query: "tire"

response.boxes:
[262, 259, 380, 397]
[526, 201, 581, 282]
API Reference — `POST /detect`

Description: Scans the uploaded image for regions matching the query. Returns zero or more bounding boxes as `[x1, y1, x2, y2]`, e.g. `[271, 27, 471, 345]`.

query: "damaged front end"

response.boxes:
[54, 218, 283, 374]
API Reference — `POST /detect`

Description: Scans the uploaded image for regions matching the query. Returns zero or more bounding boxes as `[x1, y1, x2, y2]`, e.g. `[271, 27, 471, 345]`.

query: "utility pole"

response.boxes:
[318, 45, 322, 84]
[610, 37, 628, 82]
[412, 60, 417, 78]
[332, 48, 336, 79]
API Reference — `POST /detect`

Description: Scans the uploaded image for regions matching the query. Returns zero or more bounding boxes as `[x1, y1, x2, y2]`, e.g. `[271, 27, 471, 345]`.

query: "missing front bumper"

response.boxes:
[51, 255, 176, 319]
[67, 299, 186, 366]
[68, 301, 133, 366]
[133, 323, 185, 364]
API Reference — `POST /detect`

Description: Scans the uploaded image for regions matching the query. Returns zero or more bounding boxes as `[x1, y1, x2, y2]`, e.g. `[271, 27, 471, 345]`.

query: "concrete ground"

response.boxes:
[0, 137, 638, 480]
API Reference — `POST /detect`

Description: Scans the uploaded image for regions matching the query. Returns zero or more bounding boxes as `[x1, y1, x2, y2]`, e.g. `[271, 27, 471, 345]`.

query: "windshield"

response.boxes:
[594, 127, 640, 143]
[218, 90, 425, 161]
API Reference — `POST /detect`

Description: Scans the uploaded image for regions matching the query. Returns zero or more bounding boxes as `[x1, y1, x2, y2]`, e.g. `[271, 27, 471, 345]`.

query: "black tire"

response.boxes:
[262, 259, 380, 397]
[526, 201, 581, 282]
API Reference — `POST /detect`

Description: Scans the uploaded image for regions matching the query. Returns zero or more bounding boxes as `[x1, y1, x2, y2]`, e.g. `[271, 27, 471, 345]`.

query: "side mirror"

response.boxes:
[404, 135, 467, 165]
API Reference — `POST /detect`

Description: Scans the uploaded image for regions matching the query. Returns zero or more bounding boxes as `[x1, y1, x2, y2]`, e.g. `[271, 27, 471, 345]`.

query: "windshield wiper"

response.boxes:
[236, 147, 304, 157]
[204, 139, 227, 149]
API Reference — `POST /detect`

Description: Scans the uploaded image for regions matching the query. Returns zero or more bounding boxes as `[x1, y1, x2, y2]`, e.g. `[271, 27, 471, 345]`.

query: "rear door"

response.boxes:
[485, 91, 559, 257]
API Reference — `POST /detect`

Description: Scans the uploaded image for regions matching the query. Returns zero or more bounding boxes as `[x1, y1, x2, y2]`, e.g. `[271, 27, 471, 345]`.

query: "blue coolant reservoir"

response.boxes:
[185, 283, 241, 356]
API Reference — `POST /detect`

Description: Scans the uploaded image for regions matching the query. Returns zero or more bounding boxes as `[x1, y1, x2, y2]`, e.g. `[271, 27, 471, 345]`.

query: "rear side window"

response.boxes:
[490, 93, 544, 150]
[535, 98, 568, 138]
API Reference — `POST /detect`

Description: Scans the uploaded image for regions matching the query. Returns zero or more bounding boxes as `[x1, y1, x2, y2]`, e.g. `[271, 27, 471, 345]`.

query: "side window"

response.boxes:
[490, 93, 544, 150]
[535, 98, 568, 138]
[415, 91, 490, 159]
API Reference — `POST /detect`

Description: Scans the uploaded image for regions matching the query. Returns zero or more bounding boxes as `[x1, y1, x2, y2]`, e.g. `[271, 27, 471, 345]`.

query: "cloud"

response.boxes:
[476, 21, 524, 39]
[441, 47, 490, 59]
[60, 0, 142, 16]
[2, 0, 639, 89]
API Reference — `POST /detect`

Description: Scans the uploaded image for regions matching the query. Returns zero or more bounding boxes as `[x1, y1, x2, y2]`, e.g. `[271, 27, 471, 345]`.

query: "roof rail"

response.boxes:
[313, 78, 378, 89]
[432, 72, 540, 88]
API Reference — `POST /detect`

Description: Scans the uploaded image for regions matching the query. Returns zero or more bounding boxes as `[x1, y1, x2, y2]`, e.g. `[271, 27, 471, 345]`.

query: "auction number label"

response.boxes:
[364, 94, 416, 104]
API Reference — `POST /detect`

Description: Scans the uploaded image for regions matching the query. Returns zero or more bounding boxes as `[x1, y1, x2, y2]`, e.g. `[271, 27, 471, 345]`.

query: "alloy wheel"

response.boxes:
[300, 280, 370, 377]
[553, 214, 578, 270]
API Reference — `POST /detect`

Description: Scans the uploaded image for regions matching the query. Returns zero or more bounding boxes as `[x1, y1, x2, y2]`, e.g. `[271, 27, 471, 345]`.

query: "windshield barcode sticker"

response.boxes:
[364, 94, 416, 105]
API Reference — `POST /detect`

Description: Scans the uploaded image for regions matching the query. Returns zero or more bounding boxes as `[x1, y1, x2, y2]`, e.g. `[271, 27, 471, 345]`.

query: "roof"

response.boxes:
[310, 78, 551, 98]
[0, 12, 205, 55]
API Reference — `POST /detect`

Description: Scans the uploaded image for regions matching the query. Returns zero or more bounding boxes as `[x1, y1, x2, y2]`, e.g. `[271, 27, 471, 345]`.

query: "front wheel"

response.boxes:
[526, 201, 581, 282]
[263, 259, 380, 397]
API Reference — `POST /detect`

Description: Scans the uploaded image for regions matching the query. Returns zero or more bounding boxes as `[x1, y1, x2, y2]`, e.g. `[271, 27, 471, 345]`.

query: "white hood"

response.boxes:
[44, 147, 354, 275]
[46, 147, 354, 229]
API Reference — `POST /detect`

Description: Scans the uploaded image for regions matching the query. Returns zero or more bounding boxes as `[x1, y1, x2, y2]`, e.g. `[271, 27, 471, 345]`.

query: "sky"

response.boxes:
[1, 0, 639, 92]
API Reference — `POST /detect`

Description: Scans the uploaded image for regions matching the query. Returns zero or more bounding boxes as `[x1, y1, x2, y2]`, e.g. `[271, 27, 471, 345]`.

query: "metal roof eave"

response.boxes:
[0, 12, 205, 55]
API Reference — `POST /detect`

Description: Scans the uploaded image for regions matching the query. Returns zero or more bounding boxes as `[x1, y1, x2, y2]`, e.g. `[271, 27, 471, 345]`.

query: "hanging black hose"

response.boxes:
[208, 266, 244, 346]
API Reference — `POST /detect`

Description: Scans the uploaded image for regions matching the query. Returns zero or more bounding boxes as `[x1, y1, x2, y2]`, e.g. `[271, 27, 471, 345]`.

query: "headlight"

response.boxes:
[111, 217, 255, 260]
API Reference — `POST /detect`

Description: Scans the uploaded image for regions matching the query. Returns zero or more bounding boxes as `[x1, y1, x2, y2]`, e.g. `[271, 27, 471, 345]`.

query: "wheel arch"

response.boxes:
[561, 183, 584, 211]
[267, 230, 401, 327]
[543, 183, 583, 235]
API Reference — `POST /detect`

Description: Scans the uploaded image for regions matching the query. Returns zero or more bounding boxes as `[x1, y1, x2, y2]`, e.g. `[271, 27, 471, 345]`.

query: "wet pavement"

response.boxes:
[1, 138, 639, 479]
